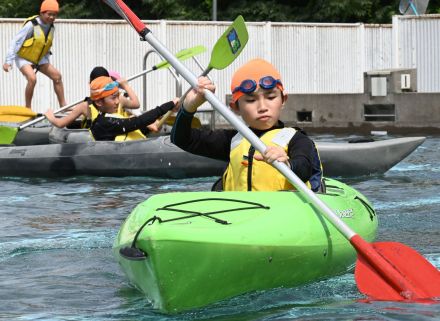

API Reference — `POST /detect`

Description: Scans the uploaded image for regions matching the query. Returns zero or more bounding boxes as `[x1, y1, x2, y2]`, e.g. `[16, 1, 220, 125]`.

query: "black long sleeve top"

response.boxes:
[171, 108, 315, 183]
[90, 101, 175, 141]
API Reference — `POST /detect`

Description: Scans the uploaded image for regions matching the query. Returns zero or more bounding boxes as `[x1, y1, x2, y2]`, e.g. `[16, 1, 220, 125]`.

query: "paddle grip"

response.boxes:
[114, 0, 149, 35]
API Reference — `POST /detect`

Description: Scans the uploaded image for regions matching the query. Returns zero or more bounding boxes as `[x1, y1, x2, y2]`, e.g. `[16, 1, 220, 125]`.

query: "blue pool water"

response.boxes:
[0, 136, 439, 321]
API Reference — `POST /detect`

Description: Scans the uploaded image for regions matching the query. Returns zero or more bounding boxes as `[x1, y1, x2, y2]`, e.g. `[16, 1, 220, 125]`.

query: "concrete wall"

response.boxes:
[279, 92, 440, 134]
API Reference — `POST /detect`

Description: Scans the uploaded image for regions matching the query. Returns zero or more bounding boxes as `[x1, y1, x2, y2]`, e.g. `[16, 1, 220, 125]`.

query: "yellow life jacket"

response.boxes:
[223, 128, 315, 191]
[80, 116, 91, 129]
[17, 16, 54, 65]
[89, 103, 146, 141]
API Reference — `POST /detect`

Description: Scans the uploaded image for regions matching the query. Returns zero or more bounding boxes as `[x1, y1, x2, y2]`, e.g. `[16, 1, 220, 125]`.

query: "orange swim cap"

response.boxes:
[40, 0, 59, 13]
[90, 76, 119, 101]
[230, 58, 284, 104]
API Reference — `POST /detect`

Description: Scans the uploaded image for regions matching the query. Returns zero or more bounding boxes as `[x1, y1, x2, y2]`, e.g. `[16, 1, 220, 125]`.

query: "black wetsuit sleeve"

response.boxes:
[287, 131, 314, 182]
[171, 108, 236, 161]
[91, 101, 175, 141]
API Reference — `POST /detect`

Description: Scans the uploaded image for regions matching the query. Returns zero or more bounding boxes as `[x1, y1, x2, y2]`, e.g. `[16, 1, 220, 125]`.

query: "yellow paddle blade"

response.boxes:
[0, 105, 37, 116]
[0, 115, 36, 123]
[0, 106, 38, 123]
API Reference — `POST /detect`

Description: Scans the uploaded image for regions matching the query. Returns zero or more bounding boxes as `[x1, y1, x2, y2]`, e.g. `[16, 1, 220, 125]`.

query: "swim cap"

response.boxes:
[230, 58, 284, 104]
[40, 0, 59, 13]
[90, 76, 119, 101]
[109, 70, 121, 81]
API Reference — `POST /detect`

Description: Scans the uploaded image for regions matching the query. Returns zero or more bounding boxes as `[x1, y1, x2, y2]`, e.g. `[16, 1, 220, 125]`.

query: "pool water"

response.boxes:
[0, 136, 439, 321]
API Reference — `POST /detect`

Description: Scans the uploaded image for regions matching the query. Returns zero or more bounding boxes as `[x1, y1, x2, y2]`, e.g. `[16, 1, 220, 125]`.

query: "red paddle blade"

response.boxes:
[354, 239, 440, 301]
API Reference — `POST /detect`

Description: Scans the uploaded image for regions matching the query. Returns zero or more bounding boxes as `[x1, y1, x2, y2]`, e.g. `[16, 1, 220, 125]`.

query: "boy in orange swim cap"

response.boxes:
[3, 0, 66, 109]
[172, 58, 323, 192]
[87, 76, 179, 141]
[44, 66, 153, 131]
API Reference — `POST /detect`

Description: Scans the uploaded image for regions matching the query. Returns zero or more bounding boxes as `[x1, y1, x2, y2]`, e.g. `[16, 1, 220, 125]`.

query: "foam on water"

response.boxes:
[374, 196, 440, 211]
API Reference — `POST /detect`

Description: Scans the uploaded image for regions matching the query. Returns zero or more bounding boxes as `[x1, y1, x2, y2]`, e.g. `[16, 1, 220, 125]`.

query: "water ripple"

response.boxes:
[0, 136, 439, 321]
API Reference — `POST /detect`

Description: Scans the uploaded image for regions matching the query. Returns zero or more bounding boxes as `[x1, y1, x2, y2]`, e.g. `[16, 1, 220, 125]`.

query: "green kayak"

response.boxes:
[113, 178, 378, 313]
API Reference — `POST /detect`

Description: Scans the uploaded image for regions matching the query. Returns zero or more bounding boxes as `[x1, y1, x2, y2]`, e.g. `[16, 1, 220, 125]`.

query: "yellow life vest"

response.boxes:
[89, 103, 146, 141]
[222, 128, 313, 191]
[17, 16, 54, 65]
[80, 116, 91, 129]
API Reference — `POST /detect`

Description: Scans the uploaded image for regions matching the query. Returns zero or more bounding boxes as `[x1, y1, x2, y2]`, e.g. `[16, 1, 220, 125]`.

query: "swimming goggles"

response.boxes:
[232, 76, 283, 94]
[91, 81, 119, 94]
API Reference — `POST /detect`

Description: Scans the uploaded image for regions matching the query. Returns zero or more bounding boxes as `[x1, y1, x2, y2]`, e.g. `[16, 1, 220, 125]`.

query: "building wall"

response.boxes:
[0, 19, 391, 115]
[0, 16, 438, 124]
[279, 92, 440, 133]
[393, 14, 440, 92]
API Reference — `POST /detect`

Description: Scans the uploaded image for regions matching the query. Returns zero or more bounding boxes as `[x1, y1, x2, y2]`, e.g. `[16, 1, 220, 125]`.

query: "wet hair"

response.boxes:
[89, 66, 109, 83]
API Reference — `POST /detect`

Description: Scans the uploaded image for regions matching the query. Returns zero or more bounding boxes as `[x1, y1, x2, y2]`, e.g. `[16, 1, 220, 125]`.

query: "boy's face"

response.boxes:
[236, 87, 286, 130]
[95, 91, 120, 113]
[40, 11, 58, 24]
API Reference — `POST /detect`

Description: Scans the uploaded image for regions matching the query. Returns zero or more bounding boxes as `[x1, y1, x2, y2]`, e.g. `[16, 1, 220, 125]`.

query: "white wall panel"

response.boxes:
[364, 25, 393, 72]
[1, 16, 438, 116]
[393, 15, 440, 92]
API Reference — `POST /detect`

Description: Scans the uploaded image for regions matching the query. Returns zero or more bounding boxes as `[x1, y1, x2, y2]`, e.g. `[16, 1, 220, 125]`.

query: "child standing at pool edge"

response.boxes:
[171, 58, 323, 192]
[3, 0, 66, 109]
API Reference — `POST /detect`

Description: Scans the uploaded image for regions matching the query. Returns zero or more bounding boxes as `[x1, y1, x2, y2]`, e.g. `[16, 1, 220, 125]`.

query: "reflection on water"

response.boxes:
[0, 137, 439, 321]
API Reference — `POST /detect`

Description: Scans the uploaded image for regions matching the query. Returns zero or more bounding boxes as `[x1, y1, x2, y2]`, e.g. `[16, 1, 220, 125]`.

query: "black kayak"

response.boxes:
[0, 127, 425, 178]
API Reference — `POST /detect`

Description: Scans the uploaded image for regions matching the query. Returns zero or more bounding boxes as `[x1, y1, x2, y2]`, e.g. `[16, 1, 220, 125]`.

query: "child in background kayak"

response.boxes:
[45, 66, 160, 134]
[106, 70, 161, 133]
[88, 76, 179, 141]
[171, 58, 323, 192]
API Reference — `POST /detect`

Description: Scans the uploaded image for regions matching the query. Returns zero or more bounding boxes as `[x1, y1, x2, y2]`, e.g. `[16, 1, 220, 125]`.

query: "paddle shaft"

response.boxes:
[19, 101, 82, 130]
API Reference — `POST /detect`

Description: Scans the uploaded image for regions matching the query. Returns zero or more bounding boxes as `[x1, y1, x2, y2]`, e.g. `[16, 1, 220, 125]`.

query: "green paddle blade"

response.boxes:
[209, 15, 248, 70]
[0, 126, 19, 145]
[155, 45, 207, 70]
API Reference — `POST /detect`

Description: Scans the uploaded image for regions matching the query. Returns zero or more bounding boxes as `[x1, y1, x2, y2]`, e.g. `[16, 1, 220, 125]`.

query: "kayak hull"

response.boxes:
[0, 126, 425, 178]
[13, 127, 51, 146]
[317, 137, 426, 176]
[113, 178, 378, 312]
[0, 135, 225, 178]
